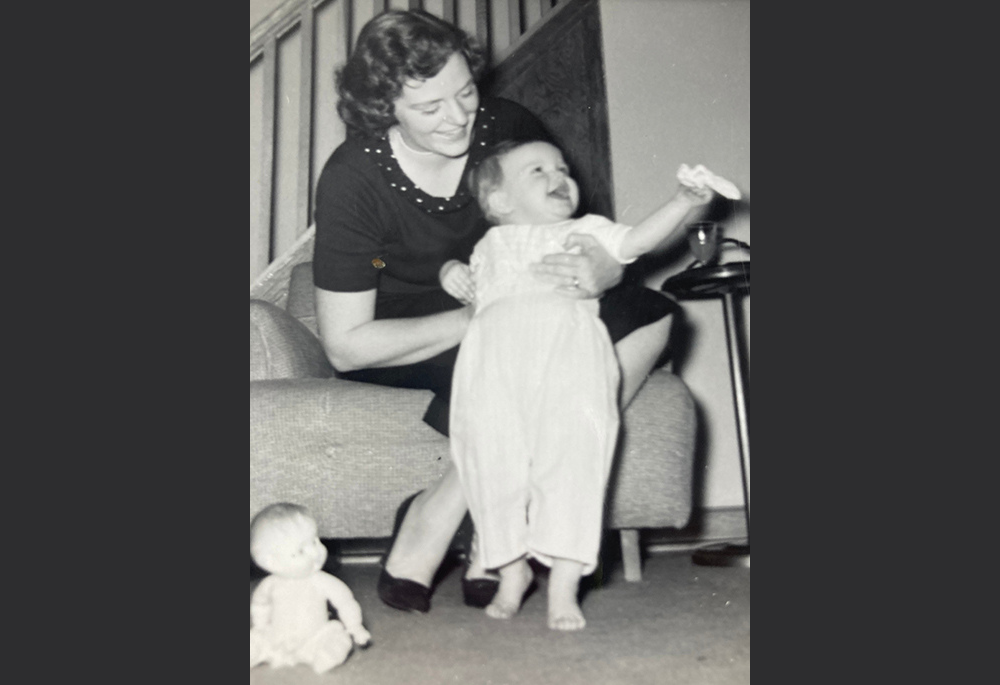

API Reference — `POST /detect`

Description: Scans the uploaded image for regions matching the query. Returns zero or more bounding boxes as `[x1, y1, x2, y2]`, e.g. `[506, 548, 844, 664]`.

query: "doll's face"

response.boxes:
[253, 514, 327, 579]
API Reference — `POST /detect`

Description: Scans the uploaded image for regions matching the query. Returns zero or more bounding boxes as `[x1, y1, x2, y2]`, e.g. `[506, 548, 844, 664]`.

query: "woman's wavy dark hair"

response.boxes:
[335, 10, 486, 138]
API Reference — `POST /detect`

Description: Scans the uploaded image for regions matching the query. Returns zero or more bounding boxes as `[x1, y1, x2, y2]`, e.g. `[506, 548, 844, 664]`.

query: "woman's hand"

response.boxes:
[439, 260, 475, 305]
[530, 233, 623, 299]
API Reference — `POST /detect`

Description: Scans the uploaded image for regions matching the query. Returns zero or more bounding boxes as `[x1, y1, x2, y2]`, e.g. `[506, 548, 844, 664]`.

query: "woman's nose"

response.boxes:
[443, 99, 471, 126]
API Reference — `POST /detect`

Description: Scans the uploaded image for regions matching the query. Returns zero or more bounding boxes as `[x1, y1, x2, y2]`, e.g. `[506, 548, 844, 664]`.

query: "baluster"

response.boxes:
[524, 0, 541, 29]
[508, 0, 521, 44]
[475, 0, 491, 57]
[441, 0, 456, 23]
[295, 3, 316, 236]
[260, 36, 278, 266]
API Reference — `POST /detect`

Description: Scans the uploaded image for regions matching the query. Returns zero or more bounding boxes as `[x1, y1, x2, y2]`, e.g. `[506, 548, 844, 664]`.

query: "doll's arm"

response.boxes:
[250, 577, 273, 629]
[318, 573, 371, 646]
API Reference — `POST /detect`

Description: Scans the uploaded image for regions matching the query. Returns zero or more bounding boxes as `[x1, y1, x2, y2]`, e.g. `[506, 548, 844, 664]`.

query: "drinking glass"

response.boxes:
[686, 221, 720, 265]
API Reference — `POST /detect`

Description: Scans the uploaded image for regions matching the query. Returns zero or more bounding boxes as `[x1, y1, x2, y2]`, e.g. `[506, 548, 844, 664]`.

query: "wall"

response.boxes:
[601, 0, 750, 512]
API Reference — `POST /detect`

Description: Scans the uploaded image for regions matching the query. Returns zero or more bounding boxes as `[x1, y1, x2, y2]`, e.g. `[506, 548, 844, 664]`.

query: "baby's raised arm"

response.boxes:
[619, 164, 740, 261]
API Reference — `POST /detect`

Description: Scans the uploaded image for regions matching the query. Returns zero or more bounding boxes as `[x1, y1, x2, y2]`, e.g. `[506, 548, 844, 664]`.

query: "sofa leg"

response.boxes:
[620, 529, 642, 582]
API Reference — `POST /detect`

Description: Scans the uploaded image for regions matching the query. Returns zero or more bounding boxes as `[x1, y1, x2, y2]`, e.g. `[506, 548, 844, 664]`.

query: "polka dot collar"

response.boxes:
[361, 104, 498, 215]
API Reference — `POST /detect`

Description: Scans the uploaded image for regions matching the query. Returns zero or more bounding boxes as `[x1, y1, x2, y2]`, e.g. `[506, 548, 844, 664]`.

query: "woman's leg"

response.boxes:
[382, 464, 468, 587]
[616, 315, 673, 408]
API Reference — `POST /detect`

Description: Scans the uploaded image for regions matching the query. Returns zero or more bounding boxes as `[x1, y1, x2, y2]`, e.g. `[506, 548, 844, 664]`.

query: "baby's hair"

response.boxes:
[469, 138, 551, 224]
[250, 502, 312, 557]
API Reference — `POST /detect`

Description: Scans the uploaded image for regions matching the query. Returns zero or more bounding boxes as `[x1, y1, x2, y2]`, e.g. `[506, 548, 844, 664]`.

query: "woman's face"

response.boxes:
[392, 52, 480, 158]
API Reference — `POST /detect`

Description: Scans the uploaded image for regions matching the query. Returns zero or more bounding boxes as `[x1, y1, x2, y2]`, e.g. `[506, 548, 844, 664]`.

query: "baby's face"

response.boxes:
[254, 514, 327, 578]
[494, 141, 579, 225]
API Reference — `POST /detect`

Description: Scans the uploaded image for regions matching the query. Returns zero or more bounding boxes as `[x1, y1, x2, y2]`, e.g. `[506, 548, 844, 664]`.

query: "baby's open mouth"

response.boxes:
[549, 185, 571, 201]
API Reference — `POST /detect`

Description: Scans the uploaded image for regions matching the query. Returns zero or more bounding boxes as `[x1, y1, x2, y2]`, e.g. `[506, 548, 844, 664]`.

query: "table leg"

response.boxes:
[693, 291, 750, 568]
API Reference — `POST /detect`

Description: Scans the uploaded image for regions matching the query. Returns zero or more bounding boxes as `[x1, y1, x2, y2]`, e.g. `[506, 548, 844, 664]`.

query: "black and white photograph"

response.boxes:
[251, 1, 749, 682]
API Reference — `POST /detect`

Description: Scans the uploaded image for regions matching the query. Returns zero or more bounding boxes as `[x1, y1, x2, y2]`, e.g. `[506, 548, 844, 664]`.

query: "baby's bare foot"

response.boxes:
[547, 558, 586, 631]
[548, 603, 586, 631]
[486, 558, 533, 620]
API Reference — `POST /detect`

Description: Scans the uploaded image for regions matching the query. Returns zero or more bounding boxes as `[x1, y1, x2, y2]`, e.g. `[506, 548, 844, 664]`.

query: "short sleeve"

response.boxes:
[313, 145, 387, 292]
[570, 214, 637, 265]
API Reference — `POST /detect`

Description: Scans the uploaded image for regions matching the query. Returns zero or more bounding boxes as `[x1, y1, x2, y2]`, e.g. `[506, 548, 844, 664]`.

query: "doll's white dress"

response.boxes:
[449, 214, 634, 574]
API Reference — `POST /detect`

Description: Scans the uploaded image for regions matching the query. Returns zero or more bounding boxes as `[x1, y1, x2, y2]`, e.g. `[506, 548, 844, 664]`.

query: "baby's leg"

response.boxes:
[486, 556, 534, 620]
[548, 558, 586, 631]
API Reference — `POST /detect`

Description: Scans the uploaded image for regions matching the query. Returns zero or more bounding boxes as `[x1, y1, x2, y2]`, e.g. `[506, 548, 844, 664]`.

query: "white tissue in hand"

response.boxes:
[677, 164, 742, 200]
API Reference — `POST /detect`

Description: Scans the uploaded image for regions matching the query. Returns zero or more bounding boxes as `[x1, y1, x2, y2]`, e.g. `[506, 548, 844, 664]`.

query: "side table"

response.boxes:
[661, 261, 750, 567]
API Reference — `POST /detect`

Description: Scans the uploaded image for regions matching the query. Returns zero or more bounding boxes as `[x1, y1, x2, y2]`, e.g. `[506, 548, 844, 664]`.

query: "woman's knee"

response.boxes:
[615, 315, 673, 406]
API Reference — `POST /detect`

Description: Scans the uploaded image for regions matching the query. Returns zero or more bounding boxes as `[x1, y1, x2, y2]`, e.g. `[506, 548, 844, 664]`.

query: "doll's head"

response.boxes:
[250, 503, 328, 578]
[469, 139, 580, 226]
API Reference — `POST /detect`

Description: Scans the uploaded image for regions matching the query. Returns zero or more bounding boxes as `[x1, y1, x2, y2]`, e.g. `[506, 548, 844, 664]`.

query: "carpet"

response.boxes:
[249, 548, 750, 685]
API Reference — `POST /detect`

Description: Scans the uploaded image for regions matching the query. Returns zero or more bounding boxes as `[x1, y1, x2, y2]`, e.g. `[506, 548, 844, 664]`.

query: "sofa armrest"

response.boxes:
[608, 369, 697, 530]
[250, 299, 333, 381]
[250, 378, 450, 538]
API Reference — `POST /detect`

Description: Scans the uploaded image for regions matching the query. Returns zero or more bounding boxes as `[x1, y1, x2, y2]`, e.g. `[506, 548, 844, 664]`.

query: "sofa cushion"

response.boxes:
[250, 299, 333, 381]
[286, 262, 319, 336]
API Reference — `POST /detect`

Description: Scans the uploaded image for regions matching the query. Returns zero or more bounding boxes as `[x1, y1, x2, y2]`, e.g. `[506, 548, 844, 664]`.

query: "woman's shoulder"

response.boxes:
[318, 135, 375, 179]
[315, 134, 388, 199]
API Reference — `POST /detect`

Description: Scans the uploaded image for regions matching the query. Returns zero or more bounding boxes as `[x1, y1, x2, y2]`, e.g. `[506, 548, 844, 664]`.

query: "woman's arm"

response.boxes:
[315, 288, 472, 372]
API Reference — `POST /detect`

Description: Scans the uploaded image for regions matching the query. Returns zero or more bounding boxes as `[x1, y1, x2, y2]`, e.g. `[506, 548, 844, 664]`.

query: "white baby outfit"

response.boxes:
[450, 214, 634, 574]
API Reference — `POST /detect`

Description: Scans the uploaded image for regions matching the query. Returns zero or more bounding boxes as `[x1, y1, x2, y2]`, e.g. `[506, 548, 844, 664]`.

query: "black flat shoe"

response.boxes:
[462, 576, 500, 608]
[378, 568, 431, 613]
[378, 491, 431, 613]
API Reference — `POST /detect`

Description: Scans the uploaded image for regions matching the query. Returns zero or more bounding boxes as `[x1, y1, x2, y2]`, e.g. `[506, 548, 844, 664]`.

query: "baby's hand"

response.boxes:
[439, 260, 475, 305]
[676, 163, 741, 204]
[351, 627, 372, 648]
[677, 182, 714, 208]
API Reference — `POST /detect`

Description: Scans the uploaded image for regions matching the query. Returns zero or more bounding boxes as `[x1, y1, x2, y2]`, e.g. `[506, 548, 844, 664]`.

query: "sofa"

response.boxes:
[250, 261, 696, 581]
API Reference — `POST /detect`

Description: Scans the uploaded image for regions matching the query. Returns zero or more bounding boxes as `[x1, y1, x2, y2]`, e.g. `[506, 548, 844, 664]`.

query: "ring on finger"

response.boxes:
[571, 276, 580, 288]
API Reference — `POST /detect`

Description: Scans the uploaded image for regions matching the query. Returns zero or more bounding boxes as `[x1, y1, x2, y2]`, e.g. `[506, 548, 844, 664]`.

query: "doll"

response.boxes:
[249, 503, 371, 673]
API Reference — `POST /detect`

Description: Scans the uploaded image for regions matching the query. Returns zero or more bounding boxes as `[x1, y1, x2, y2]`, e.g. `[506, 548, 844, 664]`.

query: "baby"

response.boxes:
[250, 503, 371, 673]
[441, 139, 722, 630]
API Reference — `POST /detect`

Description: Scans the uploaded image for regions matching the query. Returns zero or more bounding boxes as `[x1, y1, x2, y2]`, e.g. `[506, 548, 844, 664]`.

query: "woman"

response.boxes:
[313, 10, 675, 613]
